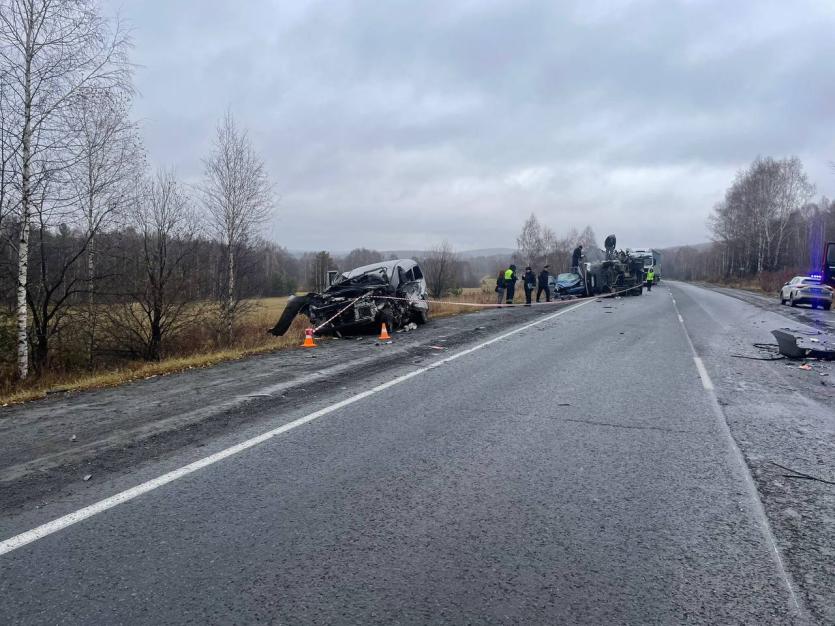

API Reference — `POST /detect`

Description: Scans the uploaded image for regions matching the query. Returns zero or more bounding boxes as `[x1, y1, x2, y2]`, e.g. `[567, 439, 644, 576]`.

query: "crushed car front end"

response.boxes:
[269, 259, 429, 337]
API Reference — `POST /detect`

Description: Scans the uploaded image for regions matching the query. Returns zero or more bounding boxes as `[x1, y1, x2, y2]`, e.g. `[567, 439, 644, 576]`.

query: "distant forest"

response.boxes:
[664, 156, 832, 291]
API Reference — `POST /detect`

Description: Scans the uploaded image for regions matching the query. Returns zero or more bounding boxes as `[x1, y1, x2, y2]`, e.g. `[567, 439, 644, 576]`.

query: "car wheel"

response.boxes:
[825, 303, 832, 311]
[779, 291, 786, 305]
[790, 293, 797, 307]
[413, 308, 429, 325]
[379, 306, 395, 331]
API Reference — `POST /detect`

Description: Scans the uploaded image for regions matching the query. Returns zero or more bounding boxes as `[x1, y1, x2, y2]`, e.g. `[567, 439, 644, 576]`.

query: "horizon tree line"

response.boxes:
[666, 155, 830, 290]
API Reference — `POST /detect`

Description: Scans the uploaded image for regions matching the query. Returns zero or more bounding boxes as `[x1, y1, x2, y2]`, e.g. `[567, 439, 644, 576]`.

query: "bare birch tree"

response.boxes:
[0, 0, 131, 379]
[104, 170, 201, 361]
[516, 213, 544, 266]
[64, 88, 143, 364]
[423, 240, 458, 297]
[201, 111, 272, 344]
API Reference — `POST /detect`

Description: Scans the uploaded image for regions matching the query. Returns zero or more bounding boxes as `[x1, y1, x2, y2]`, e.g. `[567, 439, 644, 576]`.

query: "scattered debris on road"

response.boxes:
[771, 328, 835, 360]
[771, 461, 835, 485]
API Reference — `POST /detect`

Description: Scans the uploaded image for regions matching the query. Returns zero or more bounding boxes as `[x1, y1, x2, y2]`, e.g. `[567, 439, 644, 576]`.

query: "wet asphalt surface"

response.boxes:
[0, 305, 554, 512]
[672, 283, 834, 624]
[0, 284, 831, 624]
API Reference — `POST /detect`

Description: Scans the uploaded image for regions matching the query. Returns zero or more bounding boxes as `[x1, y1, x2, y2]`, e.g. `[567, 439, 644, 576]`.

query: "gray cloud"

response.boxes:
[109, 0, 835, 251]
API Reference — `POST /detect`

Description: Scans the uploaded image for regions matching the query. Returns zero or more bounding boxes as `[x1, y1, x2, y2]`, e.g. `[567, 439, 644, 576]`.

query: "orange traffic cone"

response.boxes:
[378, 323, 391, 340]
[302, 328, 317, 348]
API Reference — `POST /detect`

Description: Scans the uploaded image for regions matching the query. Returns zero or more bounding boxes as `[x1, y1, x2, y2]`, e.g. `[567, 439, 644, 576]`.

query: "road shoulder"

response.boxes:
[670, 281, 835, 624]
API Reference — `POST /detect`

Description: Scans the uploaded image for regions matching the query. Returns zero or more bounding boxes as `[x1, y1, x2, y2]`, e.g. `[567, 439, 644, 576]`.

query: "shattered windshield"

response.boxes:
[557, 273, 580, 282]
[331, 268, 390, 289]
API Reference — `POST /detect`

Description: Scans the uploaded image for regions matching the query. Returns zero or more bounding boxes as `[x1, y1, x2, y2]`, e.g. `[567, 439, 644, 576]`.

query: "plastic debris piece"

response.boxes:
[83, 474, 92, 481]
[70, 434, 77, 442]
[798, 364, 813, 370]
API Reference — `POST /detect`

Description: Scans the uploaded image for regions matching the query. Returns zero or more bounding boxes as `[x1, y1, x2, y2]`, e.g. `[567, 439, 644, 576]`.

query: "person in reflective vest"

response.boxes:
[646, 267, 655, 292]
[503, 265, 517, 304]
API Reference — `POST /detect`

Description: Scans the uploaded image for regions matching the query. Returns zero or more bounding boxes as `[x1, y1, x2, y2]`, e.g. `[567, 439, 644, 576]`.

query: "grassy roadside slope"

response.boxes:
[3, 286, 530, 405]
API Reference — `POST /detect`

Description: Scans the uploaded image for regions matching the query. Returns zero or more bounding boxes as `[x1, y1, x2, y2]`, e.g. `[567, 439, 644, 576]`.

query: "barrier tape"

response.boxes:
[309, 284, 641, 335]
[375, 282, 642, 310]
[312, 293, 371, 334]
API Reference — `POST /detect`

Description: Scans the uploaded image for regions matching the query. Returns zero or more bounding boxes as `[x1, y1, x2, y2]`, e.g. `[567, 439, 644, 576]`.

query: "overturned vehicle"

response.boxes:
[581, 235, 646, 296]
[269, 259, 430, 337]
[554, 235, 645, 298]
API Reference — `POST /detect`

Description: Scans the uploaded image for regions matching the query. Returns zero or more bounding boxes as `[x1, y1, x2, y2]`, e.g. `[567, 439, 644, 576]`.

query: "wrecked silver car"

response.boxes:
[269, 259, 430, 336]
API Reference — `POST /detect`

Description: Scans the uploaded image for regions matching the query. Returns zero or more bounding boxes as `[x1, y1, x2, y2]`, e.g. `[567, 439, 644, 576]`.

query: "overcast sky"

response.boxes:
[107, 0, 835, 252]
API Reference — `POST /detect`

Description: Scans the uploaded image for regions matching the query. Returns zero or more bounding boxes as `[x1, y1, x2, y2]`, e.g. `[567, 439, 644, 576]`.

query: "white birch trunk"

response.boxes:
[87, 227, 95, 364]
[16, 215, 29, 378]
[226, 240, 235, 344]
[16, 26, 33, 380]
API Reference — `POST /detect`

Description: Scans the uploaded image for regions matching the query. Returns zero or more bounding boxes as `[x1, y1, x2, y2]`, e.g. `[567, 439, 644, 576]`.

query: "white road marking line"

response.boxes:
[670, 287, 804, 617]
[692, 356, 714, 390]
[677, 314, 684, 323]
[0, 300, 594, 557]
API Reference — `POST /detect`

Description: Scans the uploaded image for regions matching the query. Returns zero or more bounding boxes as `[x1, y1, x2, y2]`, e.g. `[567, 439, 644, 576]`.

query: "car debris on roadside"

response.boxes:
[269, 259, 430, 337]
[772, 328, 835, 360]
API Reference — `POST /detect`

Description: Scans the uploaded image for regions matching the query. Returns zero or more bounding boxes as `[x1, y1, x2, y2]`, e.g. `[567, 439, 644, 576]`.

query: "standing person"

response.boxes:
[537, 265, 551, 302]
[503, 264, 518, 304]
[571, 244, 584, 272]
[646, 267, 655, 292]
[523, 266, 536, 306]
[495, 269, 506, 304]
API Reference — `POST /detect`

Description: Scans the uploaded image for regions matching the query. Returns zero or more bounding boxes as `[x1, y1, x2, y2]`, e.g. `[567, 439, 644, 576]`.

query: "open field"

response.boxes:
[1, 288, 519, 405]
[1, 297, 304, 405]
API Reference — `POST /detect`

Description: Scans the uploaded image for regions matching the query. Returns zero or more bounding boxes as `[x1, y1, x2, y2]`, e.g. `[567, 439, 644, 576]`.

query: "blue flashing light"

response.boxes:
[810, 273, 822, 280]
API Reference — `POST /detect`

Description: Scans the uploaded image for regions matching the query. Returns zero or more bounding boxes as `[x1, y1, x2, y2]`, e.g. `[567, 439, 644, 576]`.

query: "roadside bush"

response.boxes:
[758, 269, 802, 293]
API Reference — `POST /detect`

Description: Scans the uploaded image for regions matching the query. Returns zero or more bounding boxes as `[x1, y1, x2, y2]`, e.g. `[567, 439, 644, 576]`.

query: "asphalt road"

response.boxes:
[1, 283, 829, 624]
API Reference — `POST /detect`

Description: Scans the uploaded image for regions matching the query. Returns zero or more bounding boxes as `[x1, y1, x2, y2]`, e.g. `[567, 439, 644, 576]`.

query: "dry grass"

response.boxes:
[0, 298, 308, 406]
[429, 282, 538, 317]
[704, 268, 804, 295]
[0, 286, 524, 406]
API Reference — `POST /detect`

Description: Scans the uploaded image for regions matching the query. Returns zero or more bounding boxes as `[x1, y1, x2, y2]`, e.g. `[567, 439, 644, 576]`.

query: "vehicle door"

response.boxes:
[781, 278, 792, 299]
[398, 263, 428, 310]
[787, 277, 801, 299]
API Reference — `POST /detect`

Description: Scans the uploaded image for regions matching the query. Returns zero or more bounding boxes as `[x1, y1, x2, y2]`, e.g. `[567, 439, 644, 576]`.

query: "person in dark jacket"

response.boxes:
[571, 245, 583, 272]
[495, 269, 506, 304]
[537, 265, 551, 302]
[503, 264, 517, 304]
[523, 266, 536, 305]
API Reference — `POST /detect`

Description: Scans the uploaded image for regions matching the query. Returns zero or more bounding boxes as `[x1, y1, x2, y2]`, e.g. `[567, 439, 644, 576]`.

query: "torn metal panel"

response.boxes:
[269, 259, 430, 337]
[771, 328, 835, 360]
